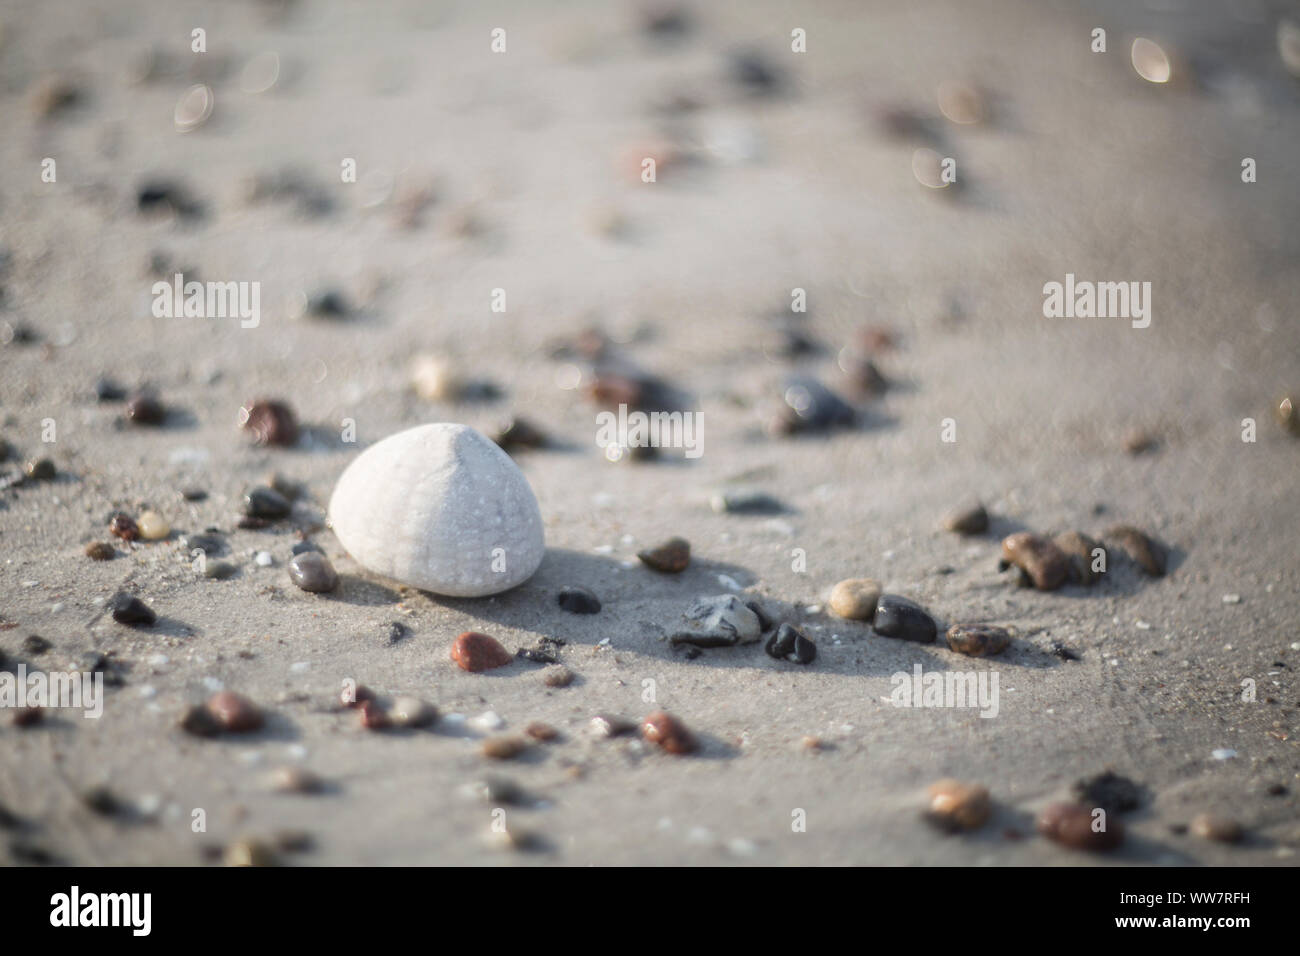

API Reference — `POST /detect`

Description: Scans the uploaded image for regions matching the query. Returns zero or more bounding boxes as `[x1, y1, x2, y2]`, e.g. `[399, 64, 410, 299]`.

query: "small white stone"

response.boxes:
[1211, 748, 1237, 761]
[467, 710, 504, 733]
[328, 423, 545, 596]
[1222, 593, 1241, 604]
[255, 551, 274, 567]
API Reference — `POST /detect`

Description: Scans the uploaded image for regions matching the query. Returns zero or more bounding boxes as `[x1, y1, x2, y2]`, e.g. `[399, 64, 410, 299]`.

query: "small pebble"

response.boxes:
[24, 458, 56, 481]
[244, 486, 292, 519]
[1053, 531, 1103, 586]
[925, 779, 992, 832]
[589, 714, 636, 738]
[13, 706, 43, 727]
[84, 541, 116, 561]
[288, 552, 338, 593]
[728, 49, 783, 96]
[637, 536, 691, 573]
[22, 635, 52, 655]
[137, 510, 170, 540]
[125, 391, 166, 425]
[1001, 533, 1069, 590]
[492, 417, 548, 452]
[95, 378, 127, 402]
[223, 838, 276, 867]
[710, 489, 788, 515]
[110, 593, 156, 627]
[557, 586, 601, 614]
[109, 512, 140, 541]
[240, 399, 299, 447]
[946, 624, 1011, 657]
[642, 710, 697, 754]
[543, 666, 575, 687]
[1122, 428, 1158, 454]
[1276, 394, 1300, 436]
[203, 560, 237, 580]
[942, 502, 988, 535]
[828, 578, 881, 621]
[771, 375, 856, 435]
[254, 551, 274, 567]
[872, 595, 937, 643]
[1189, 813, 1242, 844]
[410, 353, 464, 401]
[674, 594, 762, 647]
[270, 767, 325, 795]
[1037, 802, 1124, 851]
[764, 622, 816, 664]
[388, 696, 436, 728]
[358, 700, 392, 730]
[205, 691, 265, 733]
[482, 735, 529, 760]
[451, 631, 513, 672]
[1104, 526, 1166, 577]
[1071, 771, 1143, 815]
[525, 722, 560, 742]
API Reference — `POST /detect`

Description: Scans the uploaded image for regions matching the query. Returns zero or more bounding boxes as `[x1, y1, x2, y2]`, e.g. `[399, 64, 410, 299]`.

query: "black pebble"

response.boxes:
[110, 593, 156, 627]
[1051, 641, 1081, 662]
[180, 487, 208, 501]
[95, 378, 127, 402]
[22, 635, 52, 656]
[872, 595, 937, 643]
[729, 50, 783, 95]
[243, 486, 291, 519]
[387, 622, 410, 645]
[125, 391, 166, 426]
[1072, 771, 1144, 815]
[557, 586, 601, 614]
[764, 623, 816, 665]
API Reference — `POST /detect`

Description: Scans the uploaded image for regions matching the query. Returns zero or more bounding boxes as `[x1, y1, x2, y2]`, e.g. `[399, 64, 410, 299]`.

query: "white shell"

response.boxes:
[328, 423, 544, 596]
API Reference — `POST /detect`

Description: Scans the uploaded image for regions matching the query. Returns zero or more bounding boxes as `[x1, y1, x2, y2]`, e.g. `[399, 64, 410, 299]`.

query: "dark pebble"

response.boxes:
[136, 181, 202, 219]
[942, 502, 988, 535]
[243, 486, 291, 519]
[641, 710, 697, 754]
[729, 49, 783, 95]
[84, 541, 116, 561]
[873, 595, 937, 643]
[1071, 771, 1144, 815]
[205, 691, 264, 733]
[772, 375, 856, 435]
[493, 416, 548, 452]
[1051, 641, 1081, 662]
[1104, 526, 1166, 577]
[81, 786, 122, 817]
[22, 635, 52, 656]
[124, 391, 166, 426]
[306, 289, 350, 319]
[24, 459, 55, 481]
[386, 621, 410, 644]
[180, 486, 208, 501]
[13, 706, 43, 727]
[517, 645, 560, 665]
[637, 536, 690, 573]
[95, 378, 127, 402]
[110, 593, 156, 627]
[557, 586, 601, 614]
[109, 512, 139, 541]
[945, 624, 1011, 657]
[764, 622, 816, 664]
[288, 552, 338, 593]
[181, 532, 227, 556]
[240, 399, 299, 447]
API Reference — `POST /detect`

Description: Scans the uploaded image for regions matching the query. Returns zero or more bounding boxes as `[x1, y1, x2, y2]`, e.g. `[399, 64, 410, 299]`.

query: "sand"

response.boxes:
[1, 0, 1297, 865]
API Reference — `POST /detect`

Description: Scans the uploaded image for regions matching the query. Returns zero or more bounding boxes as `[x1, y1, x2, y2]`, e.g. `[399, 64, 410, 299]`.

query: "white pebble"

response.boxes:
[467, 710, 504, 733]
[1211, 748, 1237, 760]
[1222, 593, 1241, 604]
[255, 551, 274, 567]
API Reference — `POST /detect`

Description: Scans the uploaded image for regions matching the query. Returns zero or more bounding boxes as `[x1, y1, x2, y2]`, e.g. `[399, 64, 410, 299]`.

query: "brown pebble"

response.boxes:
[240, 399, 299, 447]
[942, 502, 988, 535]
[1189, 813, 1243, 843]
[482, 735, 529, 760]
[1037, 801, 1124, 851]
[525, 721, 560, 742]
[205, 691, 264, 733]
[13, 706, 44, 728]
[109, 513, 139, 541]
[801, 735, 824, 751]
[224, 838, 277, 867]
[1001, 533, 1069, 590]
[1053, 531, 1103, 585]
[1104, 526, 1166, 577]
[358, 700, 392, 730]
[945, 624, 1011, 657]
[125, 391, 166, 426]
[641, 710, 697, 755]
[451, 631, 513, 672]
[828, 578, 881, 621]
[84, 541, 116, 560]
[1122, 428, 1157, 454]
[925, 779, 992, 831]
[1277, 394, 1300, 436]
[270, 767, 325, 794]
[637, 536, 691, 573]
[542, 666, 575, 687]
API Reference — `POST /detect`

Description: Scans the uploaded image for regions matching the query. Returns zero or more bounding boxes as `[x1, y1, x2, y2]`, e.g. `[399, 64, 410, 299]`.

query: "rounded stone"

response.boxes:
[288, 552, 338, 593]
[389, 696, 437, 728]
[942, 502, 988, 535]
[945, 624, 1011, 657]
[84, 541, 116, 561]
[244, 486, 291, 519]
[110, 593, 155, 627]
[137, 510, 170, 540]
[925, 779, 991, 831]
[109, 513, 139, 541]
[873, 595, 937, 643]
[205, 691, 264, 733]
[829, 578, 881, 621]
[557, 586, 601, 614]
[1037, 802, 1124, 851]
[327, 423, 545, 597]
[637, 536, 690, 573]
[1001, 533, 1069, 591]
[642, 711, 697, 755]
[764, 622, 816, 665]
[1189, 813, 1242, 844]
[451, 631, 513, 672]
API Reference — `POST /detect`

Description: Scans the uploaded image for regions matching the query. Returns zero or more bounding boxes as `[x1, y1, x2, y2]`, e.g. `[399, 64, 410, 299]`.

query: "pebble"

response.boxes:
[710, 489, 788, 515]
[389, 696, 437, 728]
[589, 714, 636, 738]
[1037, 802, 1124, 851]
[771, 375, 856, 435]
[1072, 771, 1143, 814]
[31, 76, 81, 119]
[110, 593, 156, 627]
[22, 635, 51, 656]
[925, 779, 992, 831]
[642, 711, 697, 754]
[1000, 532, 1069, 590]
[223, 839, 276, 867]
[1053, 531, 1103, 585]
[240, 399, 299, 447]
[482, 735, 529, 760]
[288, 552, 338, 593]
[1122, 428, 1157, 454]
[1277, 394, 1300, 435]
[24, 458, 56, 481]
[109, 512, 140, 541]
[543, 665, 575, 687]
[673, 594, 762, 647]
[95, 378, 127, 402]
[492, 417, 548, 452]
[13, 706, 43, 727]
[291, 540, 322, 556]
[728, 50, 783, 96]
[254, 551, 274, 567]
[205, 691, 265, 733]
[945, 624, 1011, 657]
[764, 622, 816, 664]
[136, 181, 201, 219]
[637, 536, 691, 573]
[203, 560, 237, 580]
[557, 586, 601, 614]
[84, 541, 116, 561]
[451, 631, 513, 672]
[526, 722, 560, 742]
[125, 391, 166, 425]
[270, 767, 324, 794]
[181, 532, 226, 556]
[244, 486, 291, 519]
[1104, 526, 1166, 577]
[1189, 813, 1242, 844]
[942, 502, 988, 535]
[327, 424, 545, 596]
[828, 578, 881, 621]
[137, 510, 170, 540]
[872, 595, 937, 643]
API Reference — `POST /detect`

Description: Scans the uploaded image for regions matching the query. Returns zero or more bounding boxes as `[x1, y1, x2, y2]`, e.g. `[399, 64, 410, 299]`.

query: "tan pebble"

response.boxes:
[223, 838, 276, 867]
[1104, 525, 1166, 577]
[542, 665, 575, 687]
[942, 502, 988, 535]
[1276, 394, 1299, 436]
[1190, 813, 1242, 843]
[801, 735, 824, 751]
[482, 735, 529, 760]
[137, 510, 170, 540]
[525, 721, 560, 742]
[828, 578, 881, 621]
[84, 541, 116, 561]
[926, 779, 992, 831]
[1001, 533, 1069, 590]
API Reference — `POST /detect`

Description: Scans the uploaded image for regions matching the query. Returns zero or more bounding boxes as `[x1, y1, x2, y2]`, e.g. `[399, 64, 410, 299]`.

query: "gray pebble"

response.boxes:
[288, 552, 338, 593]
[243, 486, 291, 519]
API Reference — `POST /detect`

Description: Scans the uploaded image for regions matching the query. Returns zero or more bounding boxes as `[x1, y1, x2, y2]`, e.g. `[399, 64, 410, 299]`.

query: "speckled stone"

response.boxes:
[828, 578, 881, 621]
[945, 624, 1011, 657]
